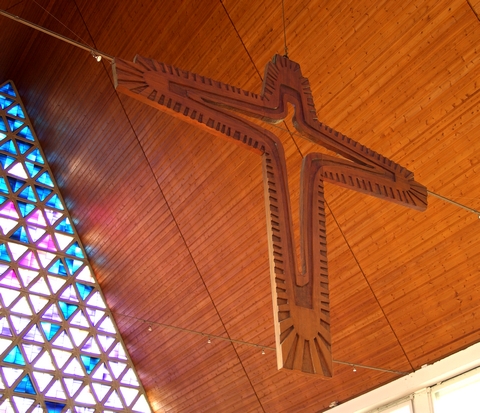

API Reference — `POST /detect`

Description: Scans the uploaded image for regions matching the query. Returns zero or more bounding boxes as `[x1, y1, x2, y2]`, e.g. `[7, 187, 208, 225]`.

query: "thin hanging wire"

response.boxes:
[281, 0, 288, 57]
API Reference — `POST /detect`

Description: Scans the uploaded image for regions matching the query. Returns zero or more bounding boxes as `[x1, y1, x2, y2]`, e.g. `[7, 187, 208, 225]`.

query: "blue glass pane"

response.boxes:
[76, 283, 94, 300]
[36, 171, 54, 187]
[45, 402, 66, 413]
[40, 321, 61, 341]
[7, 117, 24, 132]
[26, 148, 44, 164]
[18, 186, 37, 202]
[46, 194, 63, 210]
[0, 154, 16, 169]
[0, 118, 5, 132]
[0, 96, 13, 110]
[0, 243, 10, 261]
[17, 141, 33, 154]
[17, 126, 34, 141]
[17, 201, 35, 217]
[25, 162, 41, 178]
[0, 195, 7, 205]
[0, 177, 8, 194]
[65, 258, 82, 275]
[80, 355, 100, 374]
[0, 83, 16, 97]
[65, 242, 83, 259]
[35, 185, 52, 201]
[3, 345, 26, 365]
[0, 140, 17, 154]
[10, 227, 29, 243]
[7, 177, 25, 193]
[48, 259, 67, 276]
[7, 104, 25, 118]
[55, 218, 74, 234]
[58, 302, 78, 319]
[14, 374, 36, 395]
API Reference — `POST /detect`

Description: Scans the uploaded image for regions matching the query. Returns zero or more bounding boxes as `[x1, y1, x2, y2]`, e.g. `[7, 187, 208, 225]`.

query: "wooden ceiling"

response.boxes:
[1, 0, 480, 411]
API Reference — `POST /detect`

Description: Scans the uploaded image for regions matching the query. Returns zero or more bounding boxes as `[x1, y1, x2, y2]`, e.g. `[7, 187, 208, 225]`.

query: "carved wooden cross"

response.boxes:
[113, 55, 427, 377]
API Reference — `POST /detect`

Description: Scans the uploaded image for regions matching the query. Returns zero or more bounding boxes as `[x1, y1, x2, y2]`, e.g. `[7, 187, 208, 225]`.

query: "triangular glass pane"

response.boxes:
[12, 396, 35, 413]
[63, 358, 84, 377]
[26, 209, 46, 226]
[29, 294, 49, 313]
[45, 194, 63, 211]
[108, 361, 126, 379]
[76, 283, 93, 300]
[50, 349, 71, 369]
[17, 186, 36, 202]
[0, 269, 21, 288]
[9, 226, 29, 243]
[8, 163, 27, 179]
[58, 302, 78, 320]
[25, 148, 44, 163]
[109, 342, 127, 360]
[27, 226, 46, 242]
[63, 377, 83, 396]
[64, 258, 82, 276]
[7, 104, 24, 118]
[54, 233, 73, 250]
[86, 292, 106, 309]
[10, 316, 30, 335]
[132, 394, 151, 412]
[17, 268, 38, 286]
[92, 382, 111, 403]
[98, 317, 115, 334]
[92, 363, 112, 382]
[0, 83, 16, 97]
[0, 201, 18, 218]
[44, 379, 65, 399]
[22, 343, 42, 362]
[24, 161, 42, 178]
[120, 386, 139, 407]
[47, 275, 66, 293]
[0, 95, 14, 109]
[105, 390, 123, 409]
[76, 385, 95, 405]
[0, 399, 14, 413]
[86, 308, 104, 326]
[1, 140, 17, 155]
[69, 311, 89, 328]
[36, 172, 54, 187]
[0, 287, 20, 306]
[3, 345, 26, 365]
[59, 285, 78, 302]
[81, 337, 101, 355]
[0, 243, 11, 261]
[40, 322, 60, 341]
[0, 177, 9, 194]
[44, 209, 62, 225]
[0, 218, 18, 235]
[16, 201, 35, 218]
[42, 304, 62, 322]
[80, 355, 100, 374]
[0, 195, 7, 205]
[45, 401, 66, 413]
[34, 350, 54, 370]
[24, 325, 44, 343]
[17, 141, 32, 154]
[32, 371, 53, 392]
[0, 153, 16, 169]
[14, 374, 36, 395]
[97, 335, 115, 353]
[29, 278, 51, 296]
[0, 318, 13, 337]
[51, 331, 73, 350]
[6, 117, 24, 132]
[68, 327, 88, 347]
[76, 266, 94, 282]
[10, 297, 32, 316]
[18, 251, 39, 269]
[37, 234, 56, 251]
[17, 126, 34, 141]
[65, 242, 83, 259]
[2, 367, 23, 386]
[48, 259, 67, 276]
[120, 368, 139, 386]
[37, 250, 56, 268]
[55, 218, 74, 234]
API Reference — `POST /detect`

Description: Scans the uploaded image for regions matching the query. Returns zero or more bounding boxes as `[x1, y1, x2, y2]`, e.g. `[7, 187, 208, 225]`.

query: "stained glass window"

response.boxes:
[0, 81, 152, 413]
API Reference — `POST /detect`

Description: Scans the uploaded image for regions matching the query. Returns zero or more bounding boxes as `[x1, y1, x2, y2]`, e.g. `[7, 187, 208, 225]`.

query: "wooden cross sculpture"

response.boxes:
[113, 55, 427, 377]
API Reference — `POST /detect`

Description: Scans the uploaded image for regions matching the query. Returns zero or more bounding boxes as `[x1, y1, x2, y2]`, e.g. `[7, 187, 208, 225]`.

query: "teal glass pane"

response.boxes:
[0, 177, 8, 194]
[3, 345, 26, 365]
[65, 258, 82, 275]
[24, 161, 42, 178]
[76, 283, 94, 300]
[46, 194, 63, 210]
[0, 243, 10, 261]
[0, 154, 16, 169]
[0, 95, 14, 110]
[7, 104, 25, 118]
[36, 171, 54, 187]
[65, 242, 83, 259]
[18, 186, 36, 202]
[40, 321, 61, 341]
[17, 126, 34, 141]
[55, 218, 74, 234]
[45, 402, 66, 413]
[26, 148, 44, 164]
[14, 374, 36, 395]
[80, 355, 100, 374]
[7, 177, 25, 193]
[7, 117, 24, 132]
[10, 227, 29, 243]
[0, 195, 7, 205]
[48, 259, 67, 276]
[58, 302, 78, 320]
[17, 201, 35, 217]
[0, 82, 16, 97]
[17, 141, 33, 154]
[0, 118, 6, 132]
[0, 140, 17, 154]
[35, 185, 52, 201]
